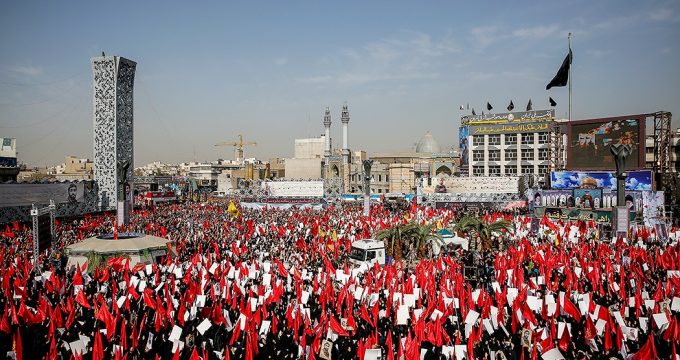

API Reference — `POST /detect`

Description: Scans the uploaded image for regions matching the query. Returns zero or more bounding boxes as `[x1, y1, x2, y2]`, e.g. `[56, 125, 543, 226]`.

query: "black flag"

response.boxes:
[526, 99, 532, 111]
[549, 97, 557, 107]
[546, 49, 572, 90]
[487, 102, 493, 111]
[472, 108, 476, 115]
[507, 101, 514, 111]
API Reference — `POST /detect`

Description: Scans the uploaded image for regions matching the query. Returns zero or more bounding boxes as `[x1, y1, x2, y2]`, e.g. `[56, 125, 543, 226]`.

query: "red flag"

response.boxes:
[559, 325, 571, 352]
[386, 331, 394, 360]
[92, 329, 104, 360]
[75, 291, 91, 309]
[14, 328, 22, 360]
[631, 332, 657, 360]
[329, 315, 349, 336]
[561, 295, 581, 322]
[0, 306, 10, 334]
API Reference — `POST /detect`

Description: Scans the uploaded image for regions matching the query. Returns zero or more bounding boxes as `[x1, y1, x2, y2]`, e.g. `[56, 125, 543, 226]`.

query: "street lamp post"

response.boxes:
[362, 160, 373, 216]
[611, 144, 632, 241]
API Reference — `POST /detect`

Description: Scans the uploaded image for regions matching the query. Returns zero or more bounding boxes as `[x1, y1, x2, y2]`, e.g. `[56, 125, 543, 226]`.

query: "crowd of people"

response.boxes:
[0, 199, 679, 360]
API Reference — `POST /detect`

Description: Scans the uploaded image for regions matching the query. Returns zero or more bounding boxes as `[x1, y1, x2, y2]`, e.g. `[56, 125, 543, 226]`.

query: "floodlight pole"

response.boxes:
[362, 160, 373, 216]
[568, 33, 572, 122]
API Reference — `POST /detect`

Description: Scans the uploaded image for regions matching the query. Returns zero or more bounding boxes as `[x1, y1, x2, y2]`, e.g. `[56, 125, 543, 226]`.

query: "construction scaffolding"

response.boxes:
[651, 111, 672, 174]
[549, 122, 566, 171]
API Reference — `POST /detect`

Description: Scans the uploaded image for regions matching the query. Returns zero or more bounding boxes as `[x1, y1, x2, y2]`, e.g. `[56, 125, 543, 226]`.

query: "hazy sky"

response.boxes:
[1, 0, 679, 167]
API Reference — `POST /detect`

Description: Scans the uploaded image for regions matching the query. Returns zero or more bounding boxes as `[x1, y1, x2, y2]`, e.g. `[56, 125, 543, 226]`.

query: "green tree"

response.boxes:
[403, 223, 441, 260]
[375, 223, 408, 260]
[375, 222, 442, 261]
[455, 215, 512, 253]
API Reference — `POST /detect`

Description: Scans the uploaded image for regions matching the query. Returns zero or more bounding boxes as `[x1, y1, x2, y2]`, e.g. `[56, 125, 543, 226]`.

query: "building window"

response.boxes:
[378, 175, 382, 182]
[538, 133, 549, 144]
[538, 165, 549, 175]
[488, 166, 501, 176]
[385, 175, 389, 182]
[521, 133, 534, 145]
[505, 134, 517, 145]
[473, 150, 484, 162]
[538, 148, 549, 161]
[472, 135, 483, 146]
[378, 189, 382, 193]
[472, 166, 484, 176]
[505, 165, 517, 175]
[505, 149, 517, 160]
[488, 150, 501, 161]
[521, 148, 534, 161]
[488, 135, 501, 146]
[521, 165, 534, 174]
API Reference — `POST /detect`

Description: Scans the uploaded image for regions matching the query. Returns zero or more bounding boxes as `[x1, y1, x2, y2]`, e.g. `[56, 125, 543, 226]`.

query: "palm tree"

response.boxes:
[455, 215, 512, 253]
[375, 223, 408, 260]
[402, 223, 441, 260]
[376, 223, 442, 261]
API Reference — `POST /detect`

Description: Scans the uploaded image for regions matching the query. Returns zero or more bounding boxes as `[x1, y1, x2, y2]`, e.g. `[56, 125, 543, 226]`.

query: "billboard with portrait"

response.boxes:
[567, 114, 646, 170]
[601, 189, 643, 212]
[574, 189, 603, 209]
[550, 170, 653, 191]
[420, 176, 519, 194]
[642, 191, 664, 226]
[533, 189, 574, 208]
[458, 126, 469, 175]
[0, 182, 85, 207]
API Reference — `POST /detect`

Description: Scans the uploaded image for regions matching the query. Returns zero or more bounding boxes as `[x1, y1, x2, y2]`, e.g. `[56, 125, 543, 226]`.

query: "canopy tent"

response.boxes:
[65, 234, 173, 269]
[430, 230, 469, 255]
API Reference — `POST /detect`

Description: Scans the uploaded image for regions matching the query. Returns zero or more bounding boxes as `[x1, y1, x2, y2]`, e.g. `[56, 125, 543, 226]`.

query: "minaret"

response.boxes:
[341, 104, 350, 164]
[323, 107, 332, 157]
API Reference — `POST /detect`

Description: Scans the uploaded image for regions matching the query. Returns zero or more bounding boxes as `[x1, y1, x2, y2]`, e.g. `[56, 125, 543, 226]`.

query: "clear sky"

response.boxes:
[1, 0, 679, 167]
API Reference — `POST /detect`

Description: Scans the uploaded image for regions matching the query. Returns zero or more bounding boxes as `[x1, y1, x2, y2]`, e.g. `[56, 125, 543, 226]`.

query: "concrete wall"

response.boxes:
[294, 137, 325, 159]
[285, 158, 322, 179]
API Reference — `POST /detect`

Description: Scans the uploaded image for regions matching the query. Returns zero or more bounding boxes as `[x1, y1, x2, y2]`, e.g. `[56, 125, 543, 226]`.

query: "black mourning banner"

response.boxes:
[546, 49, 572, 90]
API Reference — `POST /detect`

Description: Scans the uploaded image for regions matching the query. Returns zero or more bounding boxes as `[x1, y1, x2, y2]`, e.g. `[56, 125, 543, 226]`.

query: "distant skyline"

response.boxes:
[1, 0, 679, 167]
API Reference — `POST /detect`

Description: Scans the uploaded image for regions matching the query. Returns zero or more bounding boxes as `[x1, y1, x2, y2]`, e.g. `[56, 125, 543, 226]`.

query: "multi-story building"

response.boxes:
[460, 109, 559, 178]
[187, 160, 242, 189]
[135, 161, 181, 176]
[47, 156, 95, 181]
[347, 133, 457, 194]
[645, 128, 680, 172]
[0, 137, 19, 182]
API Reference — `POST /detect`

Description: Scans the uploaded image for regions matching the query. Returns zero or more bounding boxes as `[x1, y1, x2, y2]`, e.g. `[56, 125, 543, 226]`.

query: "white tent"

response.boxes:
[66, 234, 173, 269]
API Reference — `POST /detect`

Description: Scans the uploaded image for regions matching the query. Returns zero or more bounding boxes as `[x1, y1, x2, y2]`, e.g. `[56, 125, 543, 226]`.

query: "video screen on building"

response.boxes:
[567, 115, 645, 170]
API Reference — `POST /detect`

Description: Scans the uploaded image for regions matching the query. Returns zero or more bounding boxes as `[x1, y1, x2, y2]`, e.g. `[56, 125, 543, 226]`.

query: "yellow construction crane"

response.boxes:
[215, 134, 257, 162]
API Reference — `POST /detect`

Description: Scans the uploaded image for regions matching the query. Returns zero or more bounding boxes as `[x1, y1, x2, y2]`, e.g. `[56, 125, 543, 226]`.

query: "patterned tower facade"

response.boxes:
[341, 104, 350, 164]
[92, 56, 136, 213]
[323, 107, 332, 157]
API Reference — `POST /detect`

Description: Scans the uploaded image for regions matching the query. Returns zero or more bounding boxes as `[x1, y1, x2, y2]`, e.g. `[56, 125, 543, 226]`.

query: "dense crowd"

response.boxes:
[0, 199, 679, 360]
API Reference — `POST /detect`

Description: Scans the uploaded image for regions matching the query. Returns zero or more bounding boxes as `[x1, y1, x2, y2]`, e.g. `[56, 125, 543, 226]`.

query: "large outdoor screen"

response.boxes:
[567, 115, 645, 170]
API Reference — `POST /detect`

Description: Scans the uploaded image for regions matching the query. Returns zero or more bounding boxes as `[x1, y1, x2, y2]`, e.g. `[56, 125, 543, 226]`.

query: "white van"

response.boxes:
[349, 239, 386, 267]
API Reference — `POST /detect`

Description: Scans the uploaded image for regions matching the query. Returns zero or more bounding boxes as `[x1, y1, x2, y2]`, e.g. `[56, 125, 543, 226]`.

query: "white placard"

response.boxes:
[671, 297, 680, 312]
[541, 348, 565, 360]
[364, 348, 381, 360]
[397, 305, 409, 325]
[464, 309, 480, 325]
[197, 319, 212, 335]
[169, 325, 182, 342]
[260, 320, 271, 335]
